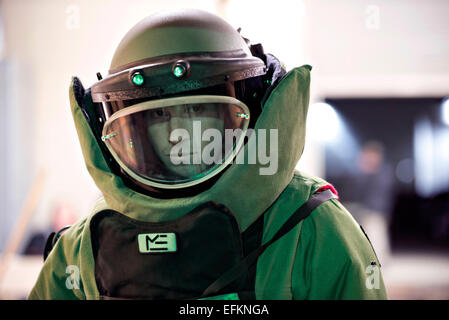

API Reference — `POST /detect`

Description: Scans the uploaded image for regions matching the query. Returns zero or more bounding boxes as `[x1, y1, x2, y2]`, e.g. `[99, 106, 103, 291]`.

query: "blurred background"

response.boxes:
[0, 0, 448, 299]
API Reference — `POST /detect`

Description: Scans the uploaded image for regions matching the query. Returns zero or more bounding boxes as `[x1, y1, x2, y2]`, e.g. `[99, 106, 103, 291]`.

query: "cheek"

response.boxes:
[148, 123, 169, 147]
[200, 118, 224, 131]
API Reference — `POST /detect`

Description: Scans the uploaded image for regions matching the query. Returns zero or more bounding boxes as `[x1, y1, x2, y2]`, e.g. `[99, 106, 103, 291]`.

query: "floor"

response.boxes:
[382, 251, 449, 299]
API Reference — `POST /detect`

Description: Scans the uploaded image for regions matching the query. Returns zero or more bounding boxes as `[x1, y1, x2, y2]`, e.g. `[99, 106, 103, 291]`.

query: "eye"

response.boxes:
[152, 109, 168, 118]
[188, 105, 203, 113]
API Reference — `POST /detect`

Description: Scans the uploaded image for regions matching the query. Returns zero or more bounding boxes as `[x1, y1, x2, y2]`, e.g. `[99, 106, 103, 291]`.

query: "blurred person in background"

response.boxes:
[28, 9, 386, 300]
[349, 141, 394, 266]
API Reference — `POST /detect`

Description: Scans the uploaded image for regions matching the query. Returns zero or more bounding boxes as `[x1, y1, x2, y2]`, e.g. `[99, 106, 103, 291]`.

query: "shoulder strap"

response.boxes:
[43, 225, 71, 261]
[201, 188, 338, 298]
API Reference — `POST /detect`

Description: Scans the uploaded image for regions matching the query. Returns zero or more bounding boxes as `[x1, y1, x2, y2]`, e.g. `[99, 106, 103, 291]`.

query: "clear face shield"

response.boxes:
[101, 95, 250, 189]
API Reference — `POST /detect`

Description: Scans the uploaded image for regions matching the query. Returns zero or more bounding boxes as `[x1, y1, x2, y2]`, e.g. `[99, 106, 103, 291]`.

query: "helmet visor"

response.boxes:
[102, 95, 250, 189]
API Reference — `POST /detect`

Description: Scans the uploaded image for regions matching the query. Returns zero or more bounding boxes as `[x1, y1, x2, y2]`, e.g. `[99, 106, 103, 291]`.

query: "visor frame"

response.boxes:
[101, 95, 251, 190]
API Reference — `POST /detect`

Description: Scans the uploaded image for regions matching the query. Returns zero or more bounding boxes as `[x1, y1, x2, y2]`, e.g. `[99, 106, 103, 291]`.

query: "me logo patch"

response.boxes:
[137, 233, 177, 253]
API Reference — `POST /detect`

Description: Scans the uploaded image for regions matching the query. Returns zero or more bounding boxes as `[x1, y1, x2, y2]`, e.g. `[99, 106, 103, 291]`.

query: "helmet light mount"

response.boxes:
[130, 71, 145, 86]
[172, 60, 190, 79]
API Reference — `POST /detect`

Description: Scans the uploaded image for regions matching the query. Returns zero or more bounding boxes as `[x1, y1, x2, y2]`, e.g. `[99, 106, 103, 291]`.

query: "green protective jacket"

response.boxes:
[28, 65, 387, 300]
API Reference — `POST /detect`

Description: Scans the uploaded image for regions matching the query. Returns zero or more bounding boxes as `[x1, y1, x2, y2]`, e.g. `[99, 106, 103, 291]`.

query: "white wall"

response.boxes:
[303, 0, 449, 98]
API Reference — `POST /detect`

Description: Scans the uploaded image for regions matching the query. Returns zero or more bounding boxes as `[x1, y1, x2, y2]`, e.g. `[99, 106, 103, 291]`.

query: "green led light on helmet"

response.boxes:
[131, 72, 144, 86]
[173, 64, 186, 78]
[101, 132, 117, 141]
[236, 112, 249, 120]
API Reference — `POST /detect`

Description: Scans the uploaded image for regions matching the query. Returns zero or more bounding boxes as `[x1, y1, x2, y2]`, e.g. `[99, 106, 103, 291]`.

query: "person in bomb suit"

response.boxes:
[29, 9, 387, 300]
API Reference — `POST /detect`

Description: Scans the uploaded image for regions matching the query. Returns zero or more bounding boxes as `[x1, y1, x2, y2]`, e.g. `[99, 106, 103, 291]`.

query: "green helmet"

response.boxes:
[87, 9, 270, 194]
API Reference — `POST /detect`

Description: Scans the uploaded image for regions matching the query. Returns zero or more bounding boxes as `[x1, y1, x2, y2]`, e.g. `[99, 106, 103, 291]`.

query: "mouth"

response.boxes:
[166, 152, 198, 159]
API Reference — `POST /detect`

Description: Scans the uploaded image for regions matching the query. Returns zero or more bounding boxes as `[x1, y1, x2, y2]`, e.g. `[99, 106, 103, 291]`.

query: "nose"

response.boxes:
[168, 133, 181, 145]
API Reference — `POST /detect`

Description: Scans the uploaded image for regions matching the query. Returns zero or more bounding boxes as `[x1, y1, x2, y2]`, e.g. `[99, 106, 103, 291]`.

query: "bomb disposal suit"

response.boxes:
[29, 9, 387, 300]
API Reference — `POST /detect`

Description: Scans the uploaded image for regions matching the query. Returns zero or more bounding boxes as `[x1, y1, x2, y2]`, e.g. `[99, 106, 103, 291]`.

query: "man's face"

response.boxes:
[147, 103, 224, 179]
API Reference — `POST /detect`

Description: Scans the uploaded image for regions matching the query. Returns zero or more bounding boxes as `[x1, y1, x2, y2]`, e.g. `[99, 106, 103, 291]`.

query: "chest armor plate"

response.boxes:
[90, 201, 261, 299]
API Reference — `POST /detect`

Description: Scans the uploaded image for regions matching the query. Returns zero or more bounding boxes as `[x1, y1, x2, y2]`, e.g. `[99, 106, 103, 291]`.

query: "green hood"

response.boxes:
[70, 65, 311, 232]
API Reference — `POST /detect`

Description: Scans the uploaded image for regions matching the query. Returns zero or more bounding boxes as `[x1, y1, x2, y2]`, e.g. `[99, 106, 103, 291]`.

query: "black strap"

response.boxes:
[43, 225, 72, 261]
[43, 232, 56, 262]
[201, 189, 337, 297]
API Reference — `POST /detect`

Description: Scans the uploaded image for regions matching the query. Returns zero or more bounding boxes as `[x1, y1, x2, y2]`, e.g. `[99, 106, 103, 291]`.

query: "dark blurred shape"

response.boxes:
[22, 233, 46, 255]
[391, 190, 449, 252]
